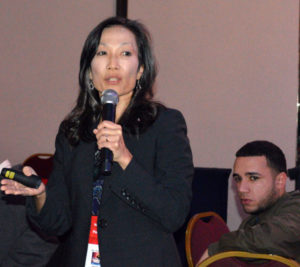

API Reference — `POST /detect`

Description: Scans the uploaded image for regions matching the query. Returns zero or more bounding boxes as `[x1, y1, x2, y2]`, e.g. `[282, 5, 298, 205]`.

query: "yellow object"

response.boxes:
[197, 251, 300, 267]
[4, 170, 15, 179]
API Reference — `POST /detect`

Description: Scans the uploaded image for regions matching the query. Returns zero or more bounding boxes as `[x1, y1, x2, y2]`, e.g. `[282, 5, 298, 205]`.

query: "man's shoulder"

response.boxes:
[287, 190, 300, 197]
[283, 190, 300, 202]
[273, 190, 300, 213]
[254, 191, 300, 220]
[285, 190, 300, 204]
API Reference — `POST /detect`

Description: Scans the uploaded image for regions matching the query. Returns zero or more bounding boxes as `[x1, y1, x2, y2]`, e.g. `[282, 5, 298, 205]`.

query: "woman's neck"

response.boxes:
[115, 93, 132, 122]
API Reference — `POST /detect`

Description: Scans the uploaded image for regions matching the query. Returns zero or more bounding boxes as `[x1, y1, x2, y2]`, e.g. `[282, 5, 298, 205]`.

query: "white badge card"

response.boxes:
[85, 216, 101, 267]
[85, 244, 100, 267]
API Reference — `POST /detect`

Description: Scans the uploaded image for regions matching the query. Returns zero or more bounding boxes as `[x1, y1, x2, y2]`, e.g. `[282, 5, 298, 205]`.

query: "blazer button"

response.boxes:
[121, 188, 127, 195]
[99, 219, 108, 228]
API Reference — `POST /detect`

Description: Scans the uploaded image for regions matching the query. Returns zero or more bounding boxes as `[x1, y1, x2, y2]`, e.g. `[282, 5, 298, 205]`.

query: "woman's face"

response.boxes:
[90, 25, 144, 103]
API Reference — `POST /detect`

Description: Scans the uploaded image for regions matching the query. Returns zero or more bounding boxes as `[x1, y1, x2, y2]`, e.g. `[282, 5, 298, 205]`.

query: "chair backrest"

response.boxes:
[197, 251, 300, 267]
[174, 167, 231, 266]
[23, 153, 54, 184]
[185, 211, 230, 267]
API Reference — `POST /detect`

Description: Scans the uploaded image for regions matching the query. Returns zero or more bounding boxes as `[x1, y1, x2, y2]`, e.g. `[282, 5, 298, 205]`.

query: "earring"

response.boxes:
[136, 79, 142, 92]
[88, 79, 95, 90]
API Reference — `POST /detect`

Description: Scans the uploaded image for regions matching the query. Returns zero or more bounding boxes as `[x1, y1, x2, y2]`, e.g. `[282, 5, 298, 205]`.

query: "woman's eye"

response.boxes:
[96, 51, 106, 56]
[122, 51, 132, 56]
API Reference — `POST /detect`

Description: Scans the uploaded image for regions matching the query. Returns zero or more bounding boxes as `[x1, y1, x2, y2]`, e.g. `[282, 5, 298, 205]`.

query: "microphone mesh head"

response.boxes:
[100, 89, 119, 105]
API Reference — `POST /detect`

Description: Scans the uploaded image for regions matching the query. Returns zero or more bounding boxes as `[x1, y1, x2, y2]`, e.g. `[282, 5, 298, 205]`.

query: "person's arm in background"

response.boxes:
[198, 249, 209, 264]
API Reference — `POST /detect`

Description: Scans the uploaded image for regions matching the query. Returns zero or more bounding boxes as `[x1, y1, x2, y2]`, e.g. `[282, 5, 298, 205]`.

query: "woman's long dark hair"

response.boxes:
[61, 17, 162, 146]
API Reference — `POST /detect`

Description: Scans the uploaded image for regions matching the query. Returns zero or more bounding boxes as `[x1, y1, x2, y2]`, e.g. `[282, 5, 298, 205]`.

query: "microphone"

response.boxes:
[1, 168, 42, 189]
[99, 89, 119, 175]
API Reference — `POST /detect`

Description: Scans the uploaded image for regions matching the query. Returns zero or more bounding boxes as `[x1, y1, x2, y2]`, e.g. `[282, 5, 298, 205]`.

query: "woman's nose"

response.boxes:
[107, 55, 119, 70]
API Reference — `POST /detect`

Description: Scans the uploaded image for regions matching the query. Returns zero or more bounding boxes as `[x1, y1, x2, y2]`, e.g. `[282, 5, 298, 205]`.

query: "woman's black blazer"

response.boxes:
[28, 107, 194, 267]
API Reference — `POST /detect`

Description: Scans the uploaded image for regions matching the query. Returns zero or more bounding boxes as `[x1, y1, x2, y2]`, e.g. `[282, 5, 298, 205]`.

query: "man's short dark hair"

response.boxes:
[235, 140, 287, 174]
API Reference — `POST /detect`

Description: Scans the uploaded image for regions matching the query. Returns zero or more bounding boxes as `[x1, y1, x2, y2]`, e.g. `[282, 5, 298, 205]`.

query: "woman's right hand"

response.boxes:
[0, 166, 45, 197]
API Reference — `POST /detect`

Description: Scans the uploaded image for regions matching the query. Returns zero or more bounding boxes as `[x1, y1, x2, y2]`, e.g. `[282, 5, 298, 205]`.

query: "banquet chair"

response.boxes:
[186, 211, 299, 267]
[23, 153, 53, 184]
[185, 211, 229, 267]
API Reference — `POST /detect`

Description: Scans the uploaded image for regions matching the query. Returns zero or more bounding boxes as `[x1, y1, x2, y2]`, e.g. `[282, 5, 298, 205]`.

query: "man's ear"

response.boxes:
[275, 172, 287, 190]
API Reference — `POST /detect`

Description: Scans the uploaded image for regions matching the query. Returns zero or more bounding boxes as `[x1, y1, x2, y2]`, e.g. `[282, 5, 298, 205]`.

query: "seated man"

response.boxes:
[0, 163, 57, 266]
[199, 140, 300, 264]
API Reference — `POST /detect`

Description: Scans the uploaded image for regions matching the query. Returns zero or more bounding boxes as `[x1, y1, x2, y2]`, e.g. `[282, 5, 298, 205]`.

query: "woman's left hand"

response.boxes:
[93, 120, 132, 170]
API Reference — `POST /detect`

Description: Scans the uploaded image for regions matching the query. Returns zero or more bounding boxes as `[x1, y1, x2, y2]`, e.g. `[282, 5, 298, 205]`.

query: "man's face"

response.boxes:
[233, 156, 280, 214]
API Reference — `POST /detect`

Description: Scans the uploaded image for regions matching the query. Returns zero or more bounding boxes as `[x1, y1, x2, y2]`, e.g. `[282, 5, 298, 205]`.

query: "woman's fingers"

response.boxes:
[23, 166, 37, 176]
[1, 167, 45, 196]
[93, 120, 132, 169]
[1, 179, 28, 195]
[94, 121, 123, 150]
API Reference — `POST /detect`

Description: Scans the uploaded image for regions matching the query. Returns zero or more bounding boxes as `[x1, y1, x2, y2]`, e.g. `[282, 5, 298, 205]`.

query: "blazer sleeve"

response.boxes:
[26, 129, 72, 236]
[109, 108, 194, 233]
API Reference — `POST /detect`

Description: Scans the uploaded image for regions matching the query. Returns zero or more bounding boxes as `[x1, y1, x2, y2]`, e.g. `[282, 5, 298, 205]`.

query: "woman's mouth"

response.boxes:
[106, 77, 120, 85]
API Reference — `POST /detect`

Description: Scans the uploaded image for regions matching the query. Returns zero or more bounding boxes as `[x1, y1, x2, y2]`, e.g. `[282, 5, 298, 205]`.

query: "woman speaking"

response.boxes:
[1, 16, 194, 267]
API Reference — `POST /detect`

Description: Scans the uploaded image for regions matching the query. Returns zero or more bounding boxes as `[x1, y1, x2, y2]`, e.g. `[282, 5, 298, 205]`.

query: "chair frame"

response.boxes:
[23, 153, 54, 184]
[197, 251, 300, 267]
[23, 153, 53, 165]
[185, 211, 227, 267]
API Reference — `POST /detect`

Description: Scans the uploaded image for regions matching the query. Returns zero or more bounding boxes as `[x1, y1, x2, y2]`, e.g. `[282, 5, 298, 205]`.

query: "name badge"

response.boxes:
[85, 216, 100, 267]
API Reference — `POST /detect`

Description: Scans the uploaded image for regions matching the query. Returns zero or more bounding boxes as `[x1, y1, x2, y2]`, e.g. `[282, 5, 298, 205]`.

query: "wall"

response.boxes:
[0, 0, 114, 163]
[128, 0, 299, 229]
[0, 1, 299, 229]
